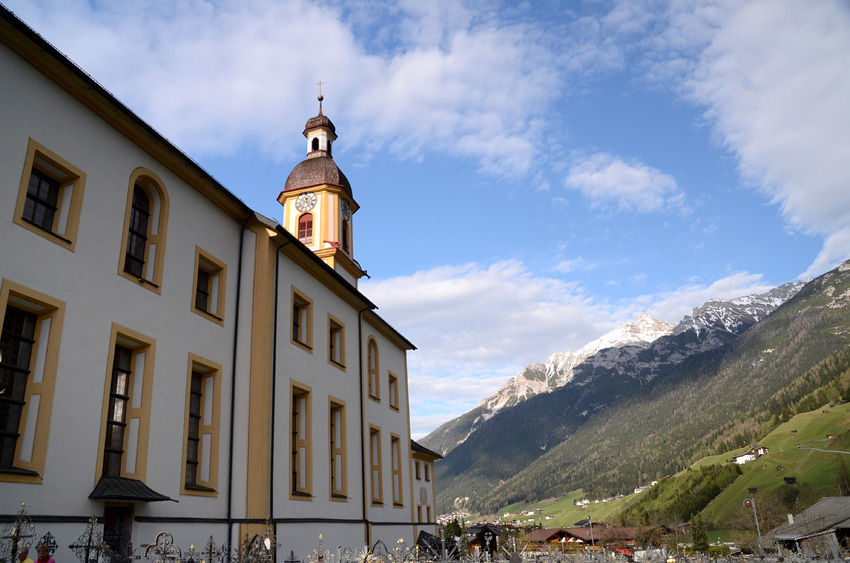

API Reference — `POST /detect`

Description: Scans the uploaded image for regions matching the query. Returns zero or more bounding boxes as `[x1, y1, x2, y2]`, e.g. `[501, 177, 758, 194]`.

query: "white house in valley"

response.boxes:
[0, 5, 439, 561]
[730, 446, 768, 465]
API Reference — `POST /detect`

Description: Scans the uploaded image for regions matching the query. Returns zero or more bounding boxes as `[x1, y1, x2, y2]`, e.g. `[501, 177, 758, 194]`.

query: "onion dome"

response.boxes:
[283, 156, 352, 196]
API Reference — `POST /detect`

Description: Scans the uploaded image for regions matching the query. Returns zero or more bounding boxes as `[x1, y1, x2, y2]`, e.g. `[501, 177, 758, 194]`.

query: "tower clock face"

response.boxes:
[340, 199, 351, 220]
[295, 192, 317, 212]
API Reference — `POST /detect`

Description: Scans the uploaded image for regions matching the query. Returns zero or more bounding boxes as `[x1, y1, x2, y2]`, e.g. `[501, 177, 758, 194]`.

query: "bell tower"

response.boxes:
[278, 92, 366, 287]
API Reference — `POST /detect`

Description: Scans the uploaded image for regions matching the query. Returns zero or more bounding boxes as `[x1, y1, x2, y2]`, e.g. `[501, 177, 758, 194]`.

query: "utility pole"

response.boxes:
[744, 498, 764, 557]
[587, 514, 595, 558]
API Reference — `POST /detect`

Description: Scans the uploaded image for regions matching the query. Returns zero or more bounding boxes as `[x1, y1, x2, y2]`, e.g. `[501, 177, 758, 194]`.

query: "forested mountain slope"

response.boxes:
[435, 261, 850, 514]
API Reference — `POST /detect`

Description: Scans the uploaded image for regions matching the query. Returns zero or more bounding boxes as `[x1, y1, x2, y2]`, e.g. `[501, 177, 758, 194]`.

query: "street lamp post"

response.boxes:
[744, 498, 764, 558]
[588, 514, 595, 558]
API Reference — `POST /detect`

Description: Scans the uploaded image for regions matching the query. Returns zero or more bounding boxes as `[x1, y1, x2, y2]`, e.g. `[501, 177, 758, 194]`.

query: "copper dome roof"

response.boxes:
[283, 155, 352, 196]
[304, 113, 335, 135]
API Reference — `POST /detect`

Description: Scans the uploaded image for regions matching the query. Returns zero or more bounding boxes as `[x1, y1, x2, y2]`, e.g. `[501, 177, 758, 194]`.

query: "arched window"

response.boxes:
[312, 138, 320, 151]
[298, 213, 313, 244]
[119, 169, 169, 291]
[341, 220, 349, 252]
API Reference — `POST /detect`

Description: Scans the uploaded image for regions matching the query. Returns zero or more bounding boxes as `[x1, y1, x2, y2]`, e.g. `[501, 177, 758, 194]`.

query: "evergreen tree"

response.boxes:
[690, 515, 709, 554]
[445, 518, 464, 539]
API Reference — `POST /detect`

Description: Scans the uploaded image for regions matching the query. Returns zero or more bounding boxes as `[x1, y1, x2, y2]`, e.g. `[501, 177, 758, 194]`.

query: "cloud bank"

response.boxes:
[363, 262, 775, 437]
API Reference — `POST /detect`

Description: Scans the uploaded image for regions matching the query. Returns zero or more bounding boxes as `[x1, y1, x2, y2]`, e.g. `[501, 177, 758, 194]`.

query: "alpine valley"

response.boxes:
[421, 260, 850, 515]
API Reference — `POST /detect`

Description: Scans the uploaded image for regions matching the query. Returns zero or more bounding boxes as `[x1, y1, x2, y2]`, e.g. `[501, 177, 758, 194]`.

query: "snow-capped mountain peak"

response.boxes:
[479, 314, 674, 411]
[673, 281, 807, 335]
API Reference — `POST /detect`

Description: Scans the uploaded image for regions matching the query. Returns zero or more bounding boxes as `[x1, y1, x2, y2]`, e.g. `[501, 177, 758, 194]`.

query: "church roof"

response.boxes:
[283, 155, 352, 196]
[411, 439, 442, 459]
[304, 112, 335, 135]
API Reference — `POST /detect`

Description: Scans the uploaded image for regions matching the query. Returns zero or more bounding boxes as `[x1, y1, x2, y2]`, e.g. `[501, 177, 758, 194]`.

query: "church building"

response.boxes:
[0, 5, 440, 561]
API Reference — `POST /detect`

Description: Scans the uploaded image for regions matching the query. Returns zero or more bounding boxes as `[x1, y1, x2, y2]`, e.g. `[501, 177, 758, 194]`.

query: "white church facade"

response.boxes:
[0, 5, 440, 561]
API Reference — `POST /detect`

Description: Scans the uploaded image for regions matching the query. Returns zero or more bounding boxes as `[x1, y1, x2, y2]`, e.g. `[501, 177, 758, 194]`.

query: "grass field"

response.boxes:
[467, 402, 850, 536]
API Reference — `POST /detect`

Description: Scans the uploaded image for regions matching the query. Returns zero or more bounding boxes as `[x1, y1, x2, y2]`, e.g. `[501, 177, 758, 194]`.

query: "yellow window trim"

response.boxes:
[328, 313, 346, 371]
[367, 337, 380, 401]
[190, 246, 227, 326]
[0, 279, 65, 483]
[329, 397, 348, 502]
[290, 380, 313, 500]
[290, 286, 314, 352]
[94, 323, 156, 483]
[180, 353, 222, 497]
[390, 433, 404, 507]
[13, 138, 87, 252]
[388, 371, 400, 412]
[369, 424, 383, 505]
[117, 168, 169, 293]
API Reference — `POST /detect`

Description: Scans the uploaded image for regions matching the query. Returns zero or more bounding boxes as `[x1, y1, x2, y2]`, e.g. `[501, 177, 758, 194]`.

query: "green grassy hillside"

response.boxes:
[484, 402, 850, 533]
[702, 402, 850, 528]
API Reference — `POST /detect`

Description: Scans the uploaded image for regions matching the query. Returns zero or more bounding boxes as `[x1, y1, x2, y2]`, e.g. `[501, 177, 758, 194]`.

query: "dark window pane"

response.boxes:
[103, 345, 132, 477]
[185, 371, 203, 486]
[0, 306, 37, 468]
[124, 186, 150, 277]
[195, 269, 210, 311]
[23, 170, 59, 231]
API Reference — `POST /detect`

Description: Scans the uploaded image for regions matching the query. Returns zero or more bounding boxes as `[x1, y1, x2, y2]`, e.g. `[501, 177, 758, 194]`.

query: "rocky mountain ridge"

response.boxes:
[673, 281, 808, 335]
[479, 313, 675, 412]
[422, 282, 806, 458]
[423, 314, 675, 456]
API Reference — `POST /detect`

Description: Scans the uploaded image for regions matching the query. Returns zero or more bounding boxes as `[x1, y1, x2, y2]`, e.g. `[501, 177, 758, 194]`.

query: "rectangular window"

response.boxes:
[99, 325, 155, 481]
[424, 463, 430, 482]
[367, 338, 379, 401]
[329, 400, 347, 500]
[391, 434, 403, 507]
[0, 280, 64, 482]
[370, 426, 383, 505]
[291, 383, 312, 498]
[291, 288, 313, 351]
[182, 355, 221, 495]
[417, 505, 422, 522]
[0, 306, 37, 469]
[415, 460, 421, 480]
[191, 248, 226, 324]
[14, 139, 87, 251]
[328, 315, 345, 368]
[103, 344, 132, 478]
[388, 373, 399, 411]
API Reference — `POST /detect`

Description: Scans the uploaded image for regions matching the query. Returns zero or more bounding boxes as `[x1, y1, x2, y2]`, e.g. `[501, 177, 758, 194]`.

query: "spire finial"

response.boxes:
[316, 79, 324, 115]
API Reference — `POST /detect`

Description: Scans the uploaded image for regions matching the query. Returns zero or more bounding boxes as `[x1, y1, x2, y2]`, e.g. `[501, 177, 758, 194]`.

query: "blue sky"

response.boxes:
[6, 0, 850, 438]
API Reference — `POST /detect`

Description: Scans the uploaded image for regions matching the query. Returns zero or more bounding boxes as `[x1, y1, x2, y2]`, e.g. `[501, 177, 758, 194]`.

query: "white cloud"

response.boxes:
[640, 271, 774, 323]
[553, 257, 592, 274]
[656, 0, 850, 274]
[5, 0, 570, 177]
[564, 152, 684, 213]
[361, 260, 618, 434]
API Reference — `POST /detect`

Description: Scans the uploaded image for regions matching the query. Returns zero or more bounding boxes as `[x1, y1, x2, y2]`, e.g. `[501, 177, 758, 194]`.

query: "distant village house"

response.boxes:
[730, 445, 768, 465]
